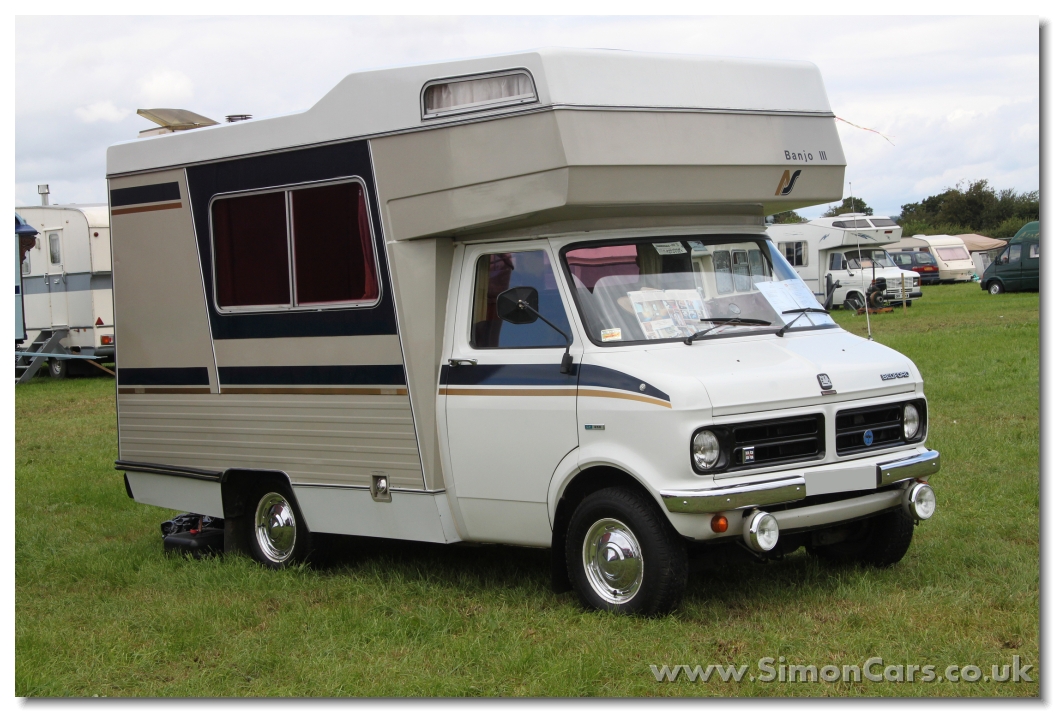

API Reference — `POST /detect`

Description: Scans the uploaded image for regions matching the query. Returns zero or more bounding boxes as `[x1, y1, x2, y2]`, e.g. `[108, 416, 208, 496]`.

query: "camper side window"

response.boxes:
[1030, 243, 1039, 259]
[211, 180, 378, 310]
[470, 250, 571, 349]
[21, 253, 30, 276]
[779, 241, 807, 266]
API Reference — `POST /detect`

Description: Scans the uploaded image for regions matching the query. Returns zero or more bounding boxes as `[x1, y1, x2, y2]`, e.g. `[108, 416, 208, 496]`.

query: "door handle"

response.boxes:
[448, 358, 477, 367]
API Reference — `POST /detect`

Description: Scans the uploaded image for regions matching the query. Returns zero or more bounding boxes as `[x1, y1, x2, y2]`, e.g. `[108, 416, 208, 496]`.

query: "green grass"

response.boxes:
[16, 284, 1038, 697]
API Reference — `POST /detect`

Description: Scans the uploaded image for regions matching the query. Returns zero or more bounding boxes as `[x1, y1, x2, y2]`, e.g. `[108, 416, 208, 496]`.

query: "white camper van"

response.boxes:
[887, 235, 975, 283]
[768, 214, 921, 311]
[16, 204, 114, 378]
[109, 49, 939, 615]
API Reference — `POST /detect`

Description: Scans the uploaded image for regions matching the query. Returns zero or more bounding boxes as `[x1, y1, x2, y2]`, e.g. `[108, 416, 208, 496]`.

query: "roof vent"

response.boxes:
[422, 70, 537, 120]
[136, 108, 219, 138]
[226, 114, 252, 123]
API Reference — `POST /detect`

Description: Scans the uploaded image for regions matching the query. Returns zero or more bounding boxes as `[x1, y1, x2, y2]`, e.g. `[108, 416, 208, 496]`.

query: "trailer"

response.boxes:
[15, 203, 114, 380]
[768, 214, 921, 310]
[109, 48, 940, 614]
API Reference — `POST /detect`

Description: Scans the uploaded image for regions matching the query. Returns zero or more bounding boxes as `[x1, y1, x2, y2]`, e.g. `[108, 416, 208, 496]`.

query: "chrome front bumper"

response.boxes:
[661, 449, 940, 514]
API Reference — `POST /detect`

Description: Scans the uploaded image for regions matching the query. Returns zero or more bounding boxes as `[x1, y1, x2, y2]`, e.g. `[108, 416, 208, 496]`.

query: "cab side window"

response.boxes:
[829, 253, 844, 270]
[1009, 244, 1022, 263]
[471, 250, 571, 349]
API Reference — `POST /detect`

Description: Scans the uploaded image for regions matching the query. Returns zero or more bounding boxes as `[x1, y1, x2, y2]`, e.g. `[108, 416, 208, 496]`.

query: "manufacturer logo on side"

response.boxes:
[775, 169, 802, 196]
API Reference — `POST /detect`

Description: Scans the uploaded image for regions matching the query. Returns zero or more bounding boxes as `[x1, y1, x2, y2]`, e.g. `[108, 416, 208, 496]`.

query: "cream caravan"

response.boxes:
[16, 203, 114, 379]
[109, 49, 940, 615]
[768, 214, 921, 311]
[887, 234, 976, 283]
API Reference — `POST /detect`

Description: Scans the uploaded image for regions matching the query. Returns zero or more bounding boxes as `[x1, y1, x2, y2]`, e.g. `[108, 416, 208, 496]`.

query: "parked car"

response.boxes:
[981, 221, 1039, 295]
[891, 250, 941, 285]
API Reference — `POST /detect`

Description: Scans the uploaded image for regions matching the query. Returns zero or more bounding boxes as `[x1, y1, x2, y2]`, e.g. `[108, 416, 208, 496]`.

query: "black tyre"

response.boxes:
[844, 294, 863, 312]
[906, 300, 913, 307]
[244, 482, 311, 569]
[808, 507, 915, 568]
[565, 486, 687, 616]
[988, 281, 1004, 295]
[48, 357, 68, 379]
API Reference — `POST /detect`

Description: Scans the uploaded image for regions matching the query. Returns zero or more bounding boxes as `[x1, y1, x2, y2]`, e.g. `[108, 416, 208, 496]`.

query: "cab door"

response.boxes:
[1022, 241, 1039, 290]
[998, 243, 1023, 291]
[443, 243, 582, 545]
[44, 230, 68, 327]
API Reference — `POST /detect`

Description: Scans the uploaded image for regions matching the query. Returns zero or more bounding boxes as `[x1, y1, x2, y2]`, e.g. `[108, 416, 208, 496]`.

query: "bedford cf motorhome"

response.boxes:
[109, 49, 940, 615]
[768, 215, 921, 310]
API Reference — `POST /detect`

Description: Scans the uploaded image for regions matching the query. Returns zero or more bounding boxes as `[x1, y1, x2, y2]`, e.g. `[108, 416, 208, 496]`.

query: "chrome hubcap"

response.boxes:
[582, 518, 643, 604]
[254, 492, 296, 563]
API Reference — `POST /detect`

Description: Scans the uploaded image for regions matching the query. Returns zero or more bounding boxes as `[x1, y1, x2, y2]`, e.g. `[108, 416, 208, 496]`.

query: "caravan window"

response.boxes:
[21, 252, 30, 276]
[713, 251, 734, 293]
[48, 233, 61, 265]
[869, 218, 898, 227]
[210, 180, 379, 311]
[778, 241, 807, 266]
[935, 246, 970, 262]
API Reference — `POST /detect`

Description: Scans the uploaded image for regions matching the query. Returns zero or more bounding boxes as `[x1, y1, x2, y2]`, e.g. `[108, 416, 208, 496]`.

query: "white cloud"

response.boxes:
[138, 69, 194, 107]
[73, 100, 130, 123]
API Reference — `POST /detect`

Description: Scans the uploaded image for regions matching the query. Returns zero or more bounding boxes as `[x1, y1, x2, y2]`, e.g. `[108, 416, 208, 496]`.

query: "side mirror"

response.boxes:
[496, 286, 539, 325]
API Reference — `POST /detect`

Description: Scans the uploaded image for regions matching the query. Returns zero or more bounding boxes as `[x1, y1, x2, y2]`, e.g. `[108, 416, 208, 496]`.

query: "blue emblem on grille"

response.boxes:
[863, 430, 874, 446]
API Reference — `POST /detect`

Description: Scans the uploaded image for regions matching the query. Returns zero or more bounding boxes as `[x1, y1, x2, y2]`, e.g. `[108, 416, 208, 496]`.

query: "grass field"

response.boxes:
[15, 283, 1039, 697]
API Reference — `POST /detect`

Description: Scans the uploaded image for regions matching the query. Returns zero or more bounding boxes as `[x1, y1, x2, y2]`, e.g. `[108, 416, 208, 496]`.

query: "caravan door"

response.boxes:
[444, 243, 581, 545]
[44, 230, 68, 327]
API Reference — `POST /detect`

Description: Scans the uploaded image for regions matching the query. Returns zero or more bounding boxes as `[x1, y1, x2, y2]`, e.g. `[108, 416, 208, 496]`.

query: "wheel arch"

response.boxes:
[220, 468, 294, 520]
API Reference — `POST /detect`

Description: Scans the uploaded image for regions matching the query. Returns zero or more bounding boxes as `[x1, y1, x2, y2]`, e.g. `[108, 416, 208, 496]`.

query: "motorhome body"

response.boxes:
[768, 215, 921, 310]
[109, 48, 939, 614]
[16, 204, 115, 375]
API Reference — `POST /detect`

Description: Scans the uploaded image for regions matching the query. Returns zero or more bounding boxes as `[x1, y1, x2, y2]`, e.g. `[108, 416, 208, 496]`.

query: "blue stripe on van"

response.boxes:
[579, 364, 670, 403]
[439, 362, 668, 401]
[110, 182, 181, 207]
[217, 364, 406, 386]
[119, 367, 209, 386]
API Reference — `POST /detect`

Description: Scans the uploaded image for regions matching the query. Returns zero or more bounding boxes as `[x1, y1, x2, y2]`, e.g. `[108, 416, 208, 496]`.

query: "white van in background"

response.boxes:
[886, 235, 975, 283]
[768, 214, 921, 310]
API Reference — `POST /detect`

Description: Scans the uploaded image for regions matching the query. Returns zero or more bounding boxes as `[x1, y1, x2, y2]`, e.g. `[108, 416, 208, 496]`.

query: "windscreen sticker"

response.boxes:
[601, 328, 622, 342]
[652, 242, 687, 255]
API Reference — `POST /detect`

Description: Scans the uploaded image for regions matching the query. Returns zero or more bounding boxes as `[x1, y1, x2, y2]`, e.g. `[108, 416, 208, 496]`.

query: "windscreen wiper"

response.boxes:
[683, 317, 772, 345]
[775, 307, 830, 337]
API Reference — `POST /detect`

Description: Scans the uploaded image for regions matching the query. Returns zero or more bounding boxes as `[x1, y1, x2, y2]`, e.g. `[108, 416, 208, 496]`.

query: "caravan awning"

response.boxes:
[955, 234, 1006, 252]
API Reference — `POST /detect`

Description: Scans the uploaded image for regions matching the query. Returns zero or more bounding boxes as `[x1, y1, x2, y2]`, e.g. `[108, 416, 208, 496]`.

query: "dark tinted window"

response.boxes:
[213, 192, 290, 307]
[870, 218, 898, 227]
[471, 250, 570, 348]
[830, 252, 844, 270]
[292, 183, 378, 304]
[832, 219, 872, 228]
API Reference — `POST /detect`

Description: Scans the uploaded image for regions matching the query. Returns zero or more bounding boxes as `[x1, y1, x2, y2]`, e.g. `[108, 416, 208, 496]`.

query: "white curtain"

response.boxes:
[425, 73, 534, 114]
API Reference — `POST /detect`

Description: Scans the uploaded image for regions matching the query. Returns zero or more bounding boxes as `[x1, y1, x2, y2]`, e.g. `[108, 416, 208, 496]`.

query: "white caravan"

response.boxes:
[109, 49, 940, 615]
[16, 204, 115, 377]
[768, 214, 921, 310]
[886, 235, 976, 283]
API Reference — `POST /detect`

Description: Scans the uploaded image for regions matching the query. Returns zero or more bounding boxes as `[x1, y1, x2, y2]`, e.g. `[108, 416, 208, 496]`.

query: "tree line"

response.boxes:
[769, 180, 1038, 238]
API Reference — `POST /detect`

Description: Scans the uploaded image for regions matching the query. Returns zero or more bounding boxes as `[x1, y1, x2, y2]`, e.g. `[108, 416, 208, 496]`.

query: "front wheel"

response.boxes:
[844, 294, 863, 312]
[566, 487, 687, 616]
[988, 281, 1004, 295]
[245, 484, 311, 569]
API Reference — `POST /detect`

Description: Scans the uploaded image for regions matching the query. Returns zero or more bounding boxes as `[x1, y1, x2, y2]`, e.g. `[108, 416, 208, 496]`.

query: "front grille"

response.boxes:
[728, 414, 825, 470]
[836, 404, 904, 455]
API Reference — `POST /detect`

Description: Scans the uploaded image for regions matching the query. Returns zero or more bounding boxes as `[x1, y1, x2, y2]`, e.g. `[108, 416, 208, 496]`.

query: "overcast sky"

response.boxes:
[14, 15, 1040, 219]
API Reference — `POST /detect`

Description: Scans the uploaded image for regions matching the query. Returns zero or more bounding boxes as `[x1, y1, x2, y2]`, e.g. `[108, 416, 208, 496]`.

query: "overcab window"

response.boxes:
[211, 181, 378, 310]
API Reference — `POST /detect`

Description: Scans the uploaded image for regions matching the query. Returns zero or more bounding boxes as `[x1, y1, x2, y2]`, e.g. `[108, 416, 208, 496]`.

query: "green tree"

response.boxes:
[822, 197, 873, 217]
[899, 180, 1038, 237]
[768, 210, 807, 224]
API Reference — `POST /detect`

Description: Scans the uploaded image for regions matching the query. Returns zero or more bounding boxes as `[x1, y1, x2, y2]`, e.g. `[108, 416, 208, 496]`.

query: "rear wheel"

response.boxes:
[988, 281, 1004, 295]
[245, 483, 311, 569]
[808, 507, 915, 567]
[566, 487, 687, 615]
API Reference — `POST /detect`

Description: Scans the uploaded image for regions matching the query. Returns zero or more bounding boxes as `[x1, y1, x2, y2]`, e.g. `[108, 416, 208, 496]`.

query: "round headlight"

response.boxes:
[744, 511, 779, 552]
[692, 430, 721, 470]
[904, 482, 936, 520]
[903, 403, 921, 439]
